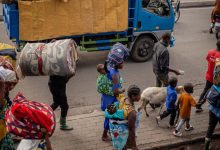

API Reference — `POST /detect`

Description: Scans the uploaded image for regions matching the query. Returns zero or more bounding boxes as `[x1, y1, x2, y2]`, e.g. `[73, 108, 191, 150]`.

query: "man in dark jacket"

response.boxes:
[152, 33, 180, 87]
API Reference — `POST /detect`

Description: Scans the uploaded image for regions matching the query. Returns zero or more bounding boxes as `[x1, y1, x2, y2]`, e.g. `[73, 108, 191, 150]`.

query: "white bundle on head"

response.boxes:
[0, 66, 17, 82]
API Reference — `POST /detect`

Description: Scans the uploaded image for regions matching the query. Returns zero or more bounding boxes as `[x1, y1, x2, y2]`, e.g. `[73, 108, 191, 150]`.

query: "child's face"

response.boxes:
[99, 68, 106, 74]
[107, 104, 116, 115]
[131, 94, 141, 102]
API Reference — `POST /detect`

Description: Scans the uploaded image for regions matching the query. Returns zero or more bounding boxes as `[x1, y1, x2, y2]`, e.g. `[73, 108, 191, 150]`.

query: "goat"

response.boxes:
[138, 86, 184, 117]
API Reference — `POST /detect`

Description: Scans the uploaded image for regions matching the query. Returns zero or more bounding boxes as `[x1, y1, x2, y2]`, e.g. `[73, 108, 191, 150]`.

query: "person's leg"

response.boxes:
[160, 109, 171, 120]
[169, 109, 176, 126]
[48, 81, 59, 111]
[196, 80, 213, 112]
[49, 76, 72, 130]
[155, 74, 162, 87]
[173, 119, 185, 136]
[102, 118, 110, 141]
[206, 111, 218, 140]
[160, 74, 169, 87]
[205, 111, 218, 149]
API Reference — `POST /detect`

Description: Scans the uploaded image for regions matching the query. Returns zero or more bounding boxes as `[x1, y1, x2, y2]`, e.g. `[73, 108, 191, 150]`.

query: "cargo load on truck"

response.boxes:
[18, 0, 128, 41]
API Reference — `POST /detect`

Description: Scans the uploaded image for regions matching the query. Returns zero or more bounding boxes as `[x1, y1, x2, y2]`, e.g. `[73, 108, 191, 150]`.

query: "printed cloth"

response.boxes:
[0, 133, 15, 150]
[19, 39, 77, 76]
[107, 43, 129, 68]
[0, 43, 16, 70]
[97, 74, 123, 96]
[5, 93, 56, 139]
[109, 119, 129, 150]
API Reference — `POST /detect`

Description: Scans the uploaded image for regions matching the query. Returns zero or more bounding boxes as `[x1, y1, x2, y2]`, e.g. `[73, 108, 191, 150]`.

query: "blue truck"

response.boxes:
[3, 0, 175, 62]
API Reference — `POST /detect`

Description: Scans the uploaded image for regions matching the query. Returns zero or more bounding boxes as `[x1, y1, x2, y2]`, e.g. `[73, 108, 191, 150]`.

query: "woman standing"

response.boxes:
[105, 85, 141, 150]
[101, 43, 129, 141]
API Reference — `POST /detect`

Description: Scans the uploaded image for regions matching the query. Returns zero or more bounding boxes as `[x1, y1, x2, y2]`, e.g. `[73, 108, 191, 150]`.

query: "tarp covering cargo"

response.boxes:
[18, 39, 77, 76]
[18, 0, 128, 41]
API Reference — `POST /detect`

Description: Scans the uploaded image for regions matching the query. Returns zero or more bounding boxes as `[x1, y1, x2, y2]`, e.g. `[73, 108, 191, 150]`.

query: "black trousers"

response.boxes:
[155, 73, 169, 87]
[160, 109, 176, 126]
[197, 80, 213, 107]
[49, 75, 69, 118]
[206, 111, 220, 139]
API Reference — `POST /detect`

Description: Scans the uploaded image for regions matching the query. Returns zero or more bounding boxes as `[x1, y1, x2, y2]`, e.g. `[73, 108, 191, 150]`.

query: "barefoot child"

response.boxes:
[173, 83, 196, 136]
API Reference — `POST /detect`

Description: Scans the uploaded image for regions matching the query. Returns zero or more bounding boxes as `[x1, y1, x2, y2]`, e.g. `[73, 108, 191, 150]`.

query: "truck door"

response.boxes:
[135, 0, 175, 32]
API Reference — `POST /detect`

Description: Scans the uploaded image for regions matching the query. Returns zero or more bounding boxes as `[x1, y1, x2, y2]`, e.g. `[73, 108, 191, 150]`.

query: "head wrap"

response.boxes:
[107, 43, 129, 68]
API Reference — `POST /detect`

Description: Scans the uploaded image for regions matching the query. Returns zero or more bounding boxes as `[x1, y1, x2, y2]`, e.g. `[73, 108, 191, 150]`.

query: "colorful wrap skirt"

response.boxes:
[109, 119, 128, 150]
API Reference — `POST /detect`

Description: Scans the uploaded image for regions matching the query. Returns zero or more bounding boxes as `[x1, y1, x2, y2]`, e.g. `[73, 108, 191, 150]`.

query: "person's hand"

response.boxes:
[41, 128, 49, 138]
[175, 70, 181, 75]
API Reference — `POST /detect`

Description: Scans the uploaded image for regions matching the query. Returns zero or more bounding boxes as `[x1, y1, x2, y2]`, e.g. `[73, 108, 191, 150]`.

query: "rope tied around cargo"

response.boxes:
[35, 44, 45, 76]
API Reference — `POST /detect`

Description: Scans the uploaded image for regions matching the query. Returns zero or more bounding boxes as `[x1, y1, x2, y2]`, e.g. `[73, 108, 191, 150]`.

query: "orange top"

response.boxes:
[178, 93, 196, 119]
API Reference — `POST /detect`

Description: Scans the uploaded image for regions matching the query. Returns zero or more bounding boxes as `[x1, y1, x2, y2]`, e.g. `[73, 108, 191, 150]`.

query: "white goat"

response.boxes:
[138, 86, 183, 117]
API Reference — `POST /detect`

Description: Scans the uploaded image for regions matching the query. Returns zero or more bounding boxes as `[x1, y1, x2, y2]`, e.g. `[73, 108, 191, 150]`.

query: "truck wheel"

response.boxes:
[131, 36, 154, 62]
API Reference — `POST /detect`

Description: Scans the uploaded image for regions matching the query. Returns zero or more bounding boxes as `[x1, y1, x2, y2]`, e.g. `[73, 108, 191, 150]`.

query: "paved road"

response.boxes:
[0, 7, 215, 114]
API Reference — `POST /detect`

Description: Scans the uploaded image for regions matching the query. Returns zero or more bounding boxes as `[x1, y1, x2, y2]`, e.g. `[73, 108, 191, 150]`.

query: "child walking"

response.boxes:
[173, 83, 196, 136]
[156, 76, 178, 127]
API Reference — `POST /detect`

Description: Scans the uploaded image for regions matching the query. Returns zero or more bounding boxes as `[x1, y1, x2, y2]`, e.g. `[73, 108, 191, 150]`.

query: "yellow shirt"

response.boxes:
[178, 93, 196, 119]
[117, 94, 135, 118]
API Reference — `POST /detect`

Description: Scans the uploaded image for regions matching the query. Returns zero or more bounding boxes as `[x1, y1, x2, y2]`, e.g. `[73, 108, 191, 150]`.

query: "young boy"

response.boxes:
[173, 83, 196, 136]
[156, 76, 178, 127]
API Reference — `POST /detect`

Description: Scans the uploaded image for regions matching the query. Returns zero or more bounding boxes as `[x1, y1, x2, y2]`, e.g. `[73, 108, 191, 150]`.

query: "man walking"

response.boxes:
[49, 75, 73, 130]
[152, 33, 180, 87]
[196, 39, 220, 112]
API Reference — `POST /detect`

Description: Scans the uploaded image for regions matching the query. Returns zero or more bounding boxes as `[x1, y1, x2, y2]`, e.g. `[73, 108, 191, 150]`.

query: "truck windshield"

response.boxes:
[142, 0, 170, 16]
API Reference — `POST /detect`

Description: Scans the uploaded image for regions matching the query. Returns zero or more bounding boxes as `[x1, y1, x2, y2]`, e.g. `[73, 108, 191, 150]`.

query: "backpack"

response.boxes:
[205, 85, 220, 108]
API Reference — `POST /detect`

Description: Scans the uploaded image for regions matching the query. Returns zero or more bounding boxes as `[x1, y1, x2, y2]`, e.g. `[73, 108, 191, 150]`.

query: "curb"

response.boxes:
[180, 1, 215, 8]
[140, 131, 220, 150]
[0, 1, 215, 22]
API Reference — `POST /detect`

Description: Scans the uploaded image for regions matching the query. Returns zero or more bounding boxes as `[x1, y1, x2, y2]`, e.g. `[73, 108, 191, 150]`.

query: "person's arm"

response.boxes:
[190, 97, 197, 107]
[41, 128, 52, 150]
[127, 111, 137, 150]
[112, 74, 125, 97]
[159, 50, 180, 75]
[171, 93, 178, 108]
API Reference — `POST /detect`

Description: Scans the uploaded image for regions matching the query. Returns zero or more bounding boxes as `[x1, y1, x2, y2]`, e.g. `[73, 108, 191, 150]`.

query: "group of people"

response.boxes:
[152, 32, 220, 149]
[96, 32, 220, 150]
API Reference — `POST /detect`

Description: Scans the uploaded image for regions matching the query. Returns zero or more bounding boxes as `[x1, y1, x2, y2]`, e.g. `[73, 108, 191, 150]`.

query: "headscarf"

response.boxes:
[107, 43, 129, 68]
[0, 66, 17, 83]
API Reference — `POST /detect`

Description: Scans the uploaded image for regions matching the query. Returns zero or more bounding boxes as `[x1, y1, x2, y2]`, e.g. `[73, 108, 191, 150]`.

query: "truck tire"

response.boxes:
[131, 36, 154, 62]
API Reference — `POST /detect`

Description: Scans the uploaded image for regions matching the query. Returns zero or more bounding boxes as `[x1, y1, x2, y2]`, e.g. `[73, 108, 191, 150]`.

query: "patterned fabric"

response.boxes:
[109, 120, 129, 150]
[0, 133, 15, 150]
[107, 43, 129, 68]
[213, 59, 220, 85]
[0, 43, 16, 70]
[5, 93, 56, 139]
[97, 74, 123, 96]
[19, 39, 77, 76]
[118, 95, 135, 119]
[0, 120, 7, 142]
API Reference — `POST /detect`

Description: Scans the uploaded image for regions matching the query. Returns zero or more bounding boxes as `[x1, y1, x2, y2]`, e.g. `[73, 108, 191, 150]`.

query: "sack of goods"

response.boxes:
[5, 93, 56, 139]
[18, 39, 78, 76]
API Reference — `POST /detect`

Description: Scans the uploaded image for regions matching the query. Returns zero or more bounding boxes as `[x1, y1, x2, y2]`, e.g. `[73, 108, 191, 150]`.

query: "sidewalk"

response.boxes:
[51, 103, 220, 150]
[0, 0, 216, 21]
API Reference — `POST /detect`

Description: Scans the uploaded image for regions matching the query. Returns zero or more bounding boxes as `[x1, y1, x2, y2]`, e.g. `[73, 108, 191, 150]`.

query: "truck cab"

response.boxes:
[129, 0, 175, 62]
